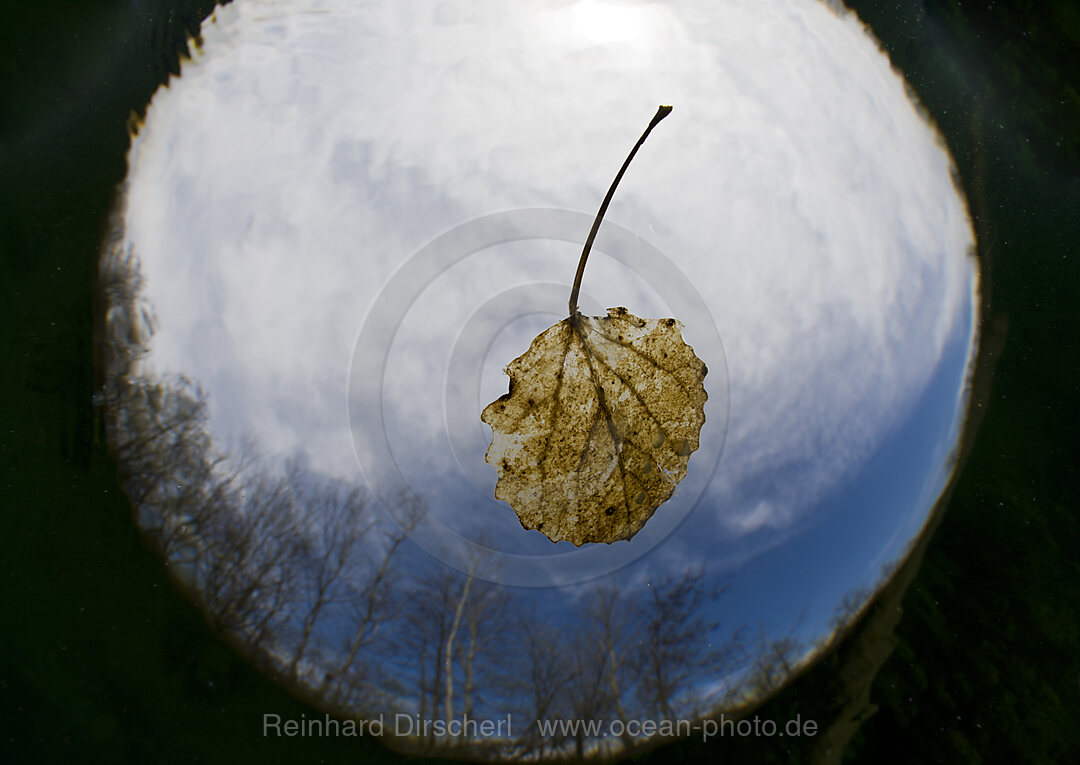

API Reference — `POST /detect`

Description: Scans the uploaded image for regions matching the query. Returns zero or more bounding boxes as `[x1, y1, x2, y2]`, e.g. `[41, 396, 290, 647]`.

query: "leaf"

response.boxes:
[479, 105, 703, 545]
[481, 306, 707, 545]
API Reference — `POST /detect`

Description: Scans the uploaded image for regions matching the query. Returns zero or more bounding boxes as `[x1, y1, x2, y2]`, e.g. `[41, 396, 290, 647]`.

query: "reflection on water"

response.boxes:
[101, 0, 979, 758]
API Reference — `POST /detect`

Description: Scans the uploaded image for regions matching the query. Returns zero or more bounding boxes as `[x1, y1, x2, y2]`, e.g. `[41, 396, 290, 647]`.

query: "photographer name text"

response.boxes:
[263, 712, 513, 739]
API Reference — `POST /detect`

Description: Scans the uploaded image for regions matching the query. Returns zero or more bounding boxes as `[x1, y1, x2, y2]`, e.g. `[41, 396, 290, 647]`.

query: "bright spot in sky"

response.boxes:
[570, 0, 651, 44]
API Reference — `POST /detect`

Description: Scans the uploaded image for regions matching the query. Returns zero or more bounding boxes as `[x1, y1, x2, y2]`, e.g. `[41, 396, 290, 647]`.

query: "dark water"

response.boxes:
[1, 1, 1077, 762]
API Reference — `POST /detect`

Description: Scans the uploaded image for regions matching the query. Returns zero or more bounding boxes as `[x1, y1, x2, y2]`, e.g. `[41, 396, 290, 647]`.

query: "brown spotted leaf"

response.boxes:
[481, 306, 707, 546]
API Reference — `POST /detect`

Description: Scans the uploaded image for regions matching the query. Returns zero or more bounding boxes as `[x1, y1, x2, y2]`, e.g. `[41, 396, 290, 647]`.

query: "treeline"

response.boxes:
[99, 241, 880, 760]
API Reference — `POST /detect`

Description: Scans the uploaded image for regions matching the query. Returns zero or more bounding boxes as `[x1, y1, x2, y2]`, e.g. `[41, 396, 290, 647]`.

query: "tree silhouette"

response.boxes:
[742, 617, 808, 698]
[633, 567, 732, 721]
[508, 619, 574, 758]
[104, 244, 780, 759]
[313, 495, 418, 703]
[285, 475, 373, 683]
[394, 540, 513, 747]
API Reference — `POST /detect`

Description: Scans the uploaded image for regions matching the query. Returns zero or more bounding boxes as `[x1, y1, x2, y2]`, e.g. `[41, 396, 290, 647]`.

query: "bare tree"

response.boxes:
[390, 538, 517, 749]
[197, 470, 306, 649]
[561, 581, 641, 755]
[742, 617, 807, 698]
[108, 373, 249, 564]
[442, 568, 474, 726]
[100, 246, 303, 657]
[442, 541, 510, 728]
[397, 564, 455, 727]
[633, 567, 731, 721]
[824, 584, 874, 653]
[286, 478, 374, 684]
[509, 619, 574, 758]
[318, 510, 414, 702]
[106, 362, 306, 659]
[459, 577, 513, 722]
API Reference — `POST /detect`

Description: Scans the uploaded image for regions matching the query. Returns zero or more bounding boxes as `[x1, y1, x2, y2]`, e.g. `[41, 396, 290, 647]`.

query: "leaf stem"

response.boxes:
[568, 105, 673, 317]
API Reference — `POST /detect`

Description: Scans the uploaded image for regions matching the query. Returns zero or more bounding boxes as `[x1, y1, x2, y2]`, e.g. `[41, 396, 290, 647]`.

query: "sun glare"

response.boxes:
[570, 0, 650, 45]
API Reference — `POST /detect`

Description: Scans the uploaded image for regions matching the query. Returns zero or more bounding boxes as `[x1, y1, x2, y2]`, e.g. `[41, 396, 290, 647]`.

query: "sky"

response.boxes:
[116, 0, 979, 735]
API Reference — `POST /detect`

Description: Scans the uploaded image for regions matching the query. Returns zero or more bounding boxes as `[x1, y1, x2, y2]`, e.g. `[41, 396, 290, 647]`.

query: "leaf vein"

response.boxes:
[583, 320, 685, 379]
[581, 332, 676, 477]
[577, 324, 632, 525]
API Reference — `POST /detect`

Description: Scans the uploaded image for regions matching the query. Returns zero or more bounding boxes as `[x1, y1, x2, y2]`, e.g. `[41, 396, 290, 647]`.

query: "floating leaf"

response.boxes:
[481, 307, 707, 545]
[481, 106, 708, 545]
